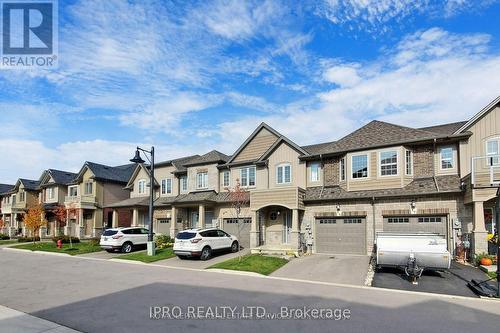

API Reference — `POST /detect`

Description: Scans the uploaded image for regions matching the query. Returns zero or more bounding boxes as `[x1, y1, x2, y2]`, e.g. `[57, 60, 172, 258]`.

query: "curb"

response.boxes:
[2, 247, 71, 257]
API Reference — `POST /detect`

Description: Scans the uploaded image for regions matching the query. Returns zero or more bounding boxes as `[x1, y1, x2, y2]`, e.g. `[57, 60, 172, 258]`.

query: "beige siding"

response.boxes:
[155, 165, 179, 197]
[267, 142, 306, 189]
[434, 144, 459, 176]
[232, 128, 278, 162]
[250, 187, 303, 210]
[459, 105, 500, 177]
[102, 183, 130, 206]
[187, 163, 219, 192]
[130, 167, 151, 198]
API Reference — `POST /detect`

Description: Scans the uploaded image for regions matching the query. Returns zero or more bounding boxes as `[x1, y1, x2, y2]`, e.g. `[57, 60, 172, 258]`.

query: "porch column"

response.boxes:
[112, 209, 119, 228]
[472, 201, 488, 255]
[78, 209, 84, 239]
[170, 206, 178, 238]
[290, 209, 300, 250]
[8, 214, 15, 238]
[64, 209, 70, 236]
[198, 205, 205, 228]
[250, 210, 259, 248]
[132, 208, 139, 227]
[39, 212, 47, 239]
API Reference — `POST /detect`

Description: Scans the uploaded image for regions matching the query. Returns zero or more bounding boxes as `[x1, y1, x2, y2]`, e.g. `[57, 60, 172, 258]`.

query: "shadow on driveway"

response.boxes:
[154, 248, 251, 269]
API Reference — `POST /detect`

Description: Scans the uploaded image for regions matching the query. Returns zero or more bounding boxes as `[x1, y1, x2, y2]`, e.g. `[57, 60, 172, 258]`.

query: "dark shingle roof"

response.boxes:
[153, 190, 248, 207]
[105, 197, 149, 208]
[182, 150, 230, 167]
[48, 169, 77, 185]
[0, 184, 14, 195]
[302, 121, 442, 156]
[85, 162, 136, 184]
[304, 175, 461, 202]
[19, 179, 39, 191]
[418, 121, 468, 135]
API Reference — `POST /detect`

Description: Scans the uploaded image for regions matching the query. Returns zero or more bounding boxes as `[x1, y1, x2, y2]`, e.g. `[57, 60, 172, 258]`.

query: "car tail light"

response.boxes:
[190, 238, 202, 243]
[112, 234, 123, 239]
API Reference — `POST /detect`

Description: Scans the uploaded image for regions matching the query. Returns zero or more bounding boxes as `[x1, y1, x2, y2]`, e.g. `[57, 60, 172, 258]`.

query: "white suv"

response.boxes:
[173, 228, 239, 260]
[100, 227, 150, 253]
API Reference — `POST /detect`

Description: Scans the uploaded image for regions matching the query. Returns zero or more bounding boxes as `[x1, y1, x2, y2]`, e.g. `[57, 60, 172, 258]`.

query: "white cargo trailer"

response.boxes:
[375, 232, 451, 282]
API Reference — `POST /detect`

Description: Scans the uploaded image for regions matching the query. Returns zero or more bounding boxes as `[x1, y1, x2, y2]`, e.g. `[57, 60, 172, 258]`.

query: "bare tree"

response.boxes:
[226, 178, 250, 262]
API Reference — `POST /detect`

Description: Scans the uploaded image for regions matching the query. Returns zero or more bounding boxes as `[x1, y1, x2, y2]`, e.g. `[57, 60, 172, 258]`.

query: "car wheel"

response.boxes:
[231, 241, 239, 253]
[121, 242, 133, 253]
[200, 246, 211, 261]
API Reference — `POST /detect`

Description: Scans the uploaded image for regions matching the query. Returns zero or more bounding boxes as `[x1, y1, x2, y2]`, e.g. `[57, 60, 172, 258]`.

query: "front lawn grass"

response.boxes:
[208, 254, 288, 275]
[12, 241, 102, 256]
[487, 271, 497, 279]
[0, 239, 18, 245]
[115, 247, 175, 263]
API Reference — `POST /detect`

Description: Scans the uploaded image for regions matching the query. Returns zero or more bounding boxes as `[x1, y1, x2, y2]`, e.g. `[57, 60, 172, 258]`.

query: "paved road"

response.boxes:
[1, 250, 499, 333]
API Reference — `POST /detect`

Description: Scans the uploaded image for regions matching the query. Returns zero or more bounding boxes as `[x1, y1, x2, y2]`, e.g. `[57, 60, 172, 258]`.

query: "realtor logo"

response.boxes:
[1, 0, 58, 68]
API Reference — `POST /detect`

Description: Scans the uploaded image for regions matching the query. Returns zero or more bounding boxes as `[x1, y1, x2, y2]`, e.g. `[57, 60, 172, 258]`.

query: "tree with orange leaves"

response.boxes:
[23, 204, 46, 244]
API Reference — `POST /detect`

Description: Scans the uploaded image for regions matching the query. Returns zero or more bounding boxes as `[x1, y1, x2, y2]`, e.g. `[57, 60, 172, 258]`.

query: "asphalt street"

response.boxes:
[1, 249, 499, 333]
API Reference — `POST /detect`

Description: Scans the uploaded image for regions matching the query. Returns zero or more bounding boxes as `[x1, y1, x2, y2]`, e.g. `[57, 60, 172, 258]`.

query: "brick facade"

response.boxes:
[323, 157, 340, 186]
[412, 145, 434, 178]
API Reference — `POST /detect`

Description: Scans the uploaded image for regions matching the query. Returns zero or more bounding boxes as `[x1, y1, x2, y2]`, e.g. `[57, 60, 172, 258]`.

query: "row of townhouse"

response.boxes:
[1, 97, 499, 256]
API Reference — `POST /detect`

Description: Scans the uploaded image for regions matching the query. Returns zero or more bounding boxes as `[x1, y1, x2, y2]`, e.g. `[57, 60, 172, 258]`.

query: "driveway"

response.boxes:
[372, 261, 493, 297]
[77, 250, 120, 260]
[271, 254, 370, 285]
[155, 248, 250, 269]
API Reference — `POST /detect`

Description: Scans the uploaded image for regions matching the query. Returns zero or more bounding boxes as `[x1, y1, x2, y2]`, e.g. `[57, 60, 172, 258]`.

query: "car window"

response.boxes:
[177, 232, 196, 239]
[217, 230, 228, 237]
[103, 230, 118, 236]
[141, 228, 149, 234]
[121, 229, 133, 235]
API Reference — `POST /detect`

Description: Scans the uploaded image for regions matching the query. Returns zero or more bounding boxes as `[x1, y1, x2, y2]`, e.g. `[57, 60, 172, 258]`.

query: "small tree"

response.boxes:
[226, 178, 250, 262]
[23, 205, 46, 244]
[0, 218, 5, 234]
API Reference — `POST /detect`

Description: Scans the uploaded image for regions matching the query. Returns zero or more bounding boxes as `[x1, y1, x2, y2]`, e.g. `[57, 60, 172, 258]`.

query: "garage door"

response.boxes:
[383, 216, 447, 235]
[222, 218, 251, 249]
[315, 217, 366, 255]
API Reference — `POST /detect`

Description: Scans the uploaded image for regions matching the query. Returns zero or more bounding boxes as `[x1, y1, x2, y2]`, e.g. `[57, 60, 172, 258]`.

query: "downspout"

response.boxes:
[371, 196, 376, 251]
[319, 154, 324, 199]
[432, 138, 440, 192]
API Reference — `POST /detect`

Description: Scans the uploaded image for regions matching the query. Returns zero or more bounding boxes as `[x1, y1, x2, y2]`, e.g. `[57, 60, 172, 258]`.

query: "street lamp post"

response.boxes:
[130, 146, 156, 256]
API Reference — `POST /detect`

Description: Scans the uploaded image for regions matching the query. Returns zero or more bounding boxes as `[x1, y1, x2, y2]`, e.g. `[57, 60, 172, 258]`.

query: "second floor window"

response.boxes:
[405, 150, 413, 175]
[352, 154, 368, 179]
[310, 162, 320, 182]
[240, 167, 256, 187]
[68, 186, 78, 197]
[340, 158, 346, 181]
[276, 164, 291, 184]
[440, 147, 454, 169]
[138, 179, 146, 194]
[486, 138, 500, 165]
[161, 179, 172, 194]
[19, 192, 25, 202]
[380, 150, 398, 176]
[47, 188, 55, 200]
[84, 181, 93, 195]
[197, 172, 208, 189]
[180, 176, 188, 192]
[223, 171, 230, 187]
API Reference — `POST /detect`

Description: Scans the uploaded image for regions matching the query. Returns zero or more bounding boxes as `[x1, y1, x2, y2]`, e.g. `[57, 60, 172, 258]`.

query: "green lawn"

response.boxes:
[12, 241, 102, 256]
[0, 239, 18, 245]
[208, 254, 289, 275]
[115, 248, 175, 263]
[487, 271, 497, 279]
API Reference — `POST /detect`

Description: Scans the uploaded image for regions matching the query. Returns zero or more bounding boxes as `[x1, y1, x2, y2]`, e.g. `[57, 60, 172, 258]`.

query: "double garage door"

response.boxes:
[315, 217, 366, 255]
[222, 218, 251, 249]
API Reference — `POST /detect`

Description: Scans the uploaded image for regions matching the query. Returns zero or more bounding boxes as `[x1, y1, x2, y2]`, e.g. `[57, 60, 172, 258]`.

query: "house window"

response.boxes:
[352, 154, 368, 179]
[387, 217, 409, 223]
[138, 179, 146, 194]
[161, 179, 172, 194]
[440, 147, 454, 169]
[310, 162, 320, 182]
[84, 181, 93, 195]
[418, 217, 442, 223]
[240, 166, 256, 187]
[180, 176, 188, 192]
[47, 188, 55, 200]
[197, 172, 208, 189]
[223, 170, 230, 187]
[276, 164, 291, 184]
[68, 186, 78, 197]
[486, 138, 500, 166]
[19, 192, 25, 202]
[340, 158, 346, 181]
[405, 150, 413, 176]
[380, 150, 398, 176]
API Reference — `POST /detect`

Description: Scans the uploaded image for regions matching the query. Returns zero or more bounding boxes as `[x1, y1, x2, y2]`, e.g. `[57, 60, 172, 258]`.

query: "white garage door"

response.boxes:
[315, 217, 366, 255]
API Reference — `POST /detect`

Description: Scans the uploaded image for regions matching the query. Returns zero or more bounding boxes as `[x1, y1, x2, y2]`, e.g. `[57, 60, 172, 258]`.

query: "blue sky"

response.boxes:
[1, 0, 500, 183]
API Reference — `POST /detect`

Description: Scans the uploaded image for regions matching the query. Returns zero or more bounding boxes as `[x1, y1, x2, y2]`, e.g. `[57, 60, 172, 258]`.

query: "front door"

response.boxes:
[191, 212, 199, 229]
[282, 211, 292, 244]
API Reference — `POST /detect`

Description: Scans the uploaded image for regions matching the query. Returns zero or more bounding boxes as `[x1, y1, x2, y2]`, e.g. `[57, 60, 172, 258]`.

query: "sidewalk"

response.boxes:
[0, 305, 81, 333]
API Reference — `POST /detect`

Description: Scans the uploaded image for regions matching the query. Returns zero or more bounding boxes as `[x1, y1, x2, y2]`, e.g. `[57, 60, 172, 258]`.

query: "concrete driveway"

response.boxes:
[155, 248, 250, 269]
[271, 254, 370, 285]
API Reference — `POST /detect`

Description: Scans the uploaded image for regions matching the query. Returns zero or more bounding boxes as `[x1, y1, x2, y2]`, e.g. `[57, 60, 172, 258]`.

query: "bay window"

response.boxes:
[310, 162, 320, 182]
[440, 147, 454, 169]
[352, 154, 368, 179]
[380, 150, 398, 176]
[240, 166, 256, 187]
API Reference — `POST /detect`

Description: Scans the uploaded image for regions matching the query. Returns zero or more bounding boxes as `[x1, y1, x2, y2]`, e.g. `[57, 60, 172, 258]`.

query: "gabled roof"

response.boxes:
[419, 121, 468, 136]
[0, 184, 14, 195]
[454, 95, 500, 134]
[301, 120, 466, 157]
[226, 122, 282, 164]
[256, 136, 308, 164]
[16, 178, 40, 191]
[182, 150, 230, 167]
[76, 162, 136, 184]
[39, 169, 77, 187]
[124, 164, 160, 189]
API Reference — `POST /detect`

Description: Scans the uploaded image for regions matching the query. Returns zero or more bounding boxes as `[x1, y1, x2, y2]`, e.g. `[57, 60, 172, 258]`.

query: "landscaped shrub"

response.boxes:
[88, 237, 100, 246]
[18, 236, 40, 242]
[0, 234, 10, 240]
[51, 235, 80, 244]
[155, 234, 173, 249]
[475, 252, 494, 266]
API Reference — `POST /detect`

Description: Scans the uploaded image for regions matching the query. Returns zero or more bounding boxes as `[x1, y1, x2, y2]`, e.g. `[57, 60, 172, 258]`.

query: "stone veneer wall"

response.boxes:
[323, 157, 340, 186]
[412, 145, 434, 178]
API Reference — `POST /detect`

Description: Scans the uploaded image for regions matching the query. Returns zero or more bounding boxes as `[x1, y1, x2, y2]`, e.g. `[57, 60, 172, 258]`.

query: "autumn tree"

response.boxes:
[53, 205, 67, 233]
[23, 205, 46, 244]
[227, 178, 250, 262]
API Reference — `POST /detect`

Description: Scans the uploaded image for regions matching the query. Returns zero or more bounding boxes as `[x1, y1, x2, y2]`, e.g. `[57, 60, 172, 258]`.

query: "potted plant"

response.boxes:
[476, 252, 494, 266]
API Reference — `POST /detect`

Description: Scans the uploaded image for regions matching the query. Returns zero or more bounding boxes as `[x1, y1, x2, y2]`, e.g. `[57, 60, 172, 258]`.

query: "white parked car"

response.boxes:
[173, 228, 239, 260]
[100, 227, 151, 253]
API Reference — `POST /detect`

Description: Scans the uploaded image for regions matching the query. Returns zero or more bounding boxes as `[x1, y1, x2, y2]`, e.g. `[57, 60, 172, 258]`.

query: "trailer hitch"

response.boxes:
[405, 255, 423, 284]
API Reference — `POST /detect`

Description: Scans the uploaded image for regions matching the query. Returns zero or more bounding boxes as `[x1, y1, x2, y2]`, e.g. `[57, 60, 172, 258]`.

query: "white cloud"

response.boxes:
[323, 64, 361, 87]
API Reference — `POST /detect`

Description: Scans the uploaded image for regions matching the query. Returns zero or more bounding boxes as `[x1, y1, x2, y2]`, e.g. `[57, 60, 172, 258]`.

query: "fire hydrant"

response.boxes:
[57, 239, 63, 249]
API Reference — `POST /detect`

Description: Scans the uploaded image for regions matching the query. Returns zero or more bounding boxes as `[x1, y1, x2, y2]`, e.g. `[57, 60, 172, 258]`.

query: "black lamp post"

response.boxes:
[130, 146, 155, 256]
